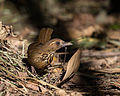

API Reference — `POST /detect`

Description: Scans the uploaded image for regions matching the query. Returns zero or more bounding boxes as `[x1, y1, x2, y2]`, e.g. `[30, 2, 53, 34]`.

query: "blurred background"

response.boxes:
[1, 0, 120, 50]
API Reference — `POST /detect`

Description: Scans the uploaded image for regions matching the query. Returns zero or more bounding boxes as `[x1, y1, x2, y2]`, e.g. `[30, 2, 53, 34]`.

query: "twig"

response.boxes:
[26, 77, 60, 90]
[3, 52, 14, 64]
[0, 65, 20, 80]
[0, 56, 13, 66]
[81, 50, 120, 58]
[0, 50, 25, 69]
[2, 45, 23, 58]
[97, 68, 120, 73]
[0, 77, 26, 94]
[0, 65, 28, 93]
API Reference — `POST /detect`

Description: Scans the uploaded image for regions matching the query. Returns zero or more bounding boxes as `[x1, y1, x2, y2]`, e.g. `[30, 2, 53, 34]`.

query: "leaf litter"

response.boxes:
[0, 22, 86, 96]
[1, 20, 120, 96]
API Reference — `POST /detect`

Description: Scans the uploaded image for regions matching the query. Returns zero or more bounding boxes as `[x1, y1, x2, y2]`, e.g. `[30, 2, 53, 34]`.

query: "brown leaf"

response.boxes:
[39, 85, 49, 94]
[62, 49, 81, 81]
[0, 83, 6, 91]
[67, 24, 103, 40]
[6, 36, 28, 53]
[107, 30, 120, 40]
[55, 89, 67, 96]
[25, 81, 39, 91]
[17, 72, 28, 77]
[0, 22, 12, 40]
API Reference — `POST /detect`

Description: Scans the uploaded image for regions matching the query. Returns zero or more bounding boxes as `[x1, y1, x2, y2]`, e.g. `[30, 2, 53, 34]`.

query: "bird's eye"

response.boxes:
[56, 41, 60, 45]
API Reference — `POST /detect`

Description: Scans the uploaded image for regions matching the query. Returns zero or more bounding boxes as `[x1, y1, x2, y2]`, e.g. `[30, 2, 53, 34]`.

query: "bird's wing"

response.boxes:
[38, 28, 53, 44]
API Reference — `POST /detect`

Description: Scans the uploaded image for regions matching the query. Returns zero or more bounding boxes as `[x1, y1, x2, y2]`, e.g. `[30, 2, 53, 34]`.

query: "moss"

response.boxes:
[109, 24, 120, 30]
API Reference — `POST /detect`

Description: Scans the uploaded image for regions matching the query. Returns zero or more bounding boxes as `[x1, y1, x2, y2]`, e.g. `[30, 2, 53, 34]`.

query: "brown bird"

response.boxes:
[27, 28, 72, 69]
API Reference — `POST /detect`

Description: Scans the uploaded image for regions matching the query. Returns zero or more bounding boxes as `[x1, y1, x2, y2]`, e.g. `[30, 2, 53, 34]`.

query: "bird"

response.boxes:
[27, 28, 72, 69]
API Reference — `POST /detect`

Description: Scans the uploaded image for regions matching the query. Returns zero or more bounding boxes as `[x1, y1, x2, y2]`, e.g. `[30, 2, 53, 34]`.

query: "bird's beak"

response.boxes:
[62, 42, 73, 47]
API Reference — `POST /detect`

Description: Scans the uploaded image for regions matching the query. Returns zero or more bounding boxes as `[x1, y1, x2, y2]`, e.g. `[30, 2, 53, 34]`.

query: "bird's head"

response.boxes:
[43, 38, 72, 52]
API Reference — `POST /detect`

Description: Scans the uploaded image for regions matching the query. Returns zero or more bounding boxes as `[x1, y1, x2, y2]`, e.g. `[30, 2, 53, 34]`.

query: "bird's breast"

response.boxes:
[28, 51, 54, 69]
[40, 52, 54, 64]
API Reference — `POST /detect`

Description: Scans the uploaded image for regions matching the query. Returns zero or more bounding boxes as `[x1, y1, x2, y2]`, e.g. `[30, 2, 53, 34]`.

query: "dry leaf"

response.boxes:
[17, 72, 28, 77]
[70, 92, 83, 96]
[67, 24, 103, 39]
[25, 81, 39, 91]
[55, 89, 67, 96]
[62, 49, 81, 81]
[98, 68, 120, 73]
[0, 21, 12, 40]
[6, 36, 28, 52]
[0, 21, 28, 53]
[107, 30, 120, 40]
[39, 85, 49, 94]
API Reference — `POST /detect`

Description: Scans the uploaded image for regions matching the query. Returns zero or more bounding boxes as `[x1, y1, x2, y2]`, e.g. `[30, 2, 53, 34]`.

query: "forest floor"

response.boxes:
[0, 0, 120, 95]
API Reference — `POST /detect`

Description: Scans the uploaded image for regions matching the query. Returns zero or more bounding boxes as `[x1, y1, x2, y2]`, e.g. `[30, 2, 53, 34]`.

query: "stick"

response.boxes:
[81, 50, 120, 58]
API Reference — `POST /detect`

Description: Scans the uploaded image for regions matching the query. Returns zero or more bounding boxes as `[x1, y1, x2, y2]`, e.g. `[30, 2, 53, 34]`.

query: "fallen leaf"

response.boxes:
[6, 36, 28, 52]
[55, 89, 67, 96]
[0, 21, 12, 40]
[39, 85, 49, 94]
[17, 72, 28, 78]
[25, 81, 39, 91]
[67, 24, 103, 39]
[107, 30, 120, 40]
[62, 49, 81, 81]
